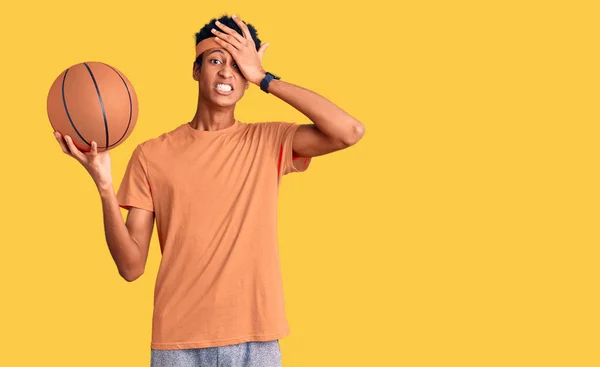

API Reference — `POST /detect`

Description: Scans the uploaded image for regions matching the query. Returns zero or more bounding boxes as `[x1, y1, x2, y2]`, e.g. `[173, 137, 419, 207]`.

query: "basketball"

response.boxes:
[47, 61, 139, 152]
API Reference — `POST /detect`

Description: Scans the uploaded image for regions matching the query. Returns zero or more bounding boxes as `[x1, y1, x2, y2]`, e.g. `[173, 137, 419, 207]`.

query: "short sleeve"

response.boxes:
[275, 122, 312, 177]
[116, 145, 154, 212]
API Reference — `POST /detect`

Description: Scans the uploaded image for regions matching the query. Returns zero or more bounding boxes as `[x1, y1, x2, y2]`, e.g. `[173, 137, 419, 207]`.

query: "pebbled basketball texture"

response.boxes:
[47, 61, 138, 152]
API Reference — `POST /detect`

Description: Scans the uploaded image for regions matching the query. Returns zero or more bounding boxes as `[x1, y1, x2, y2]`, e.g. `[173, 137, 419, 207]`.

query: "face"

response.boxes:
[193, 47, 249, 107]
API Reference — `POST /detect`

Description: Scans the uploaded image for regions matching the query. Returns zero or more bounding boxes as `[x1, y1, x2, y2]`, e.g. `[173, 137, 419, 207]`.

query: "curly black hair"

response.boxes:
[194, 14, 262, 68]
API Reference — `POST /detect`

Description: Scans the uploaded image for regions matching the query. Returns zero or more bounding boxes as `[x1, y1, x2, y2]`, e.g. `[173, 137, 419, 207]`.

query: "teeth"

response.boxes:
[217, 84, 232, 92]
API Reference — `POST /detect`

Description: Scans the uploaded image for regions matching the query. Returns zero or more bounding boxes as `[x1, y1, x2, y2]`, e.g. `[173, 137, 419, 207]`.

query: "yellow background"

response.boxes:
[0, 0, 598, 366]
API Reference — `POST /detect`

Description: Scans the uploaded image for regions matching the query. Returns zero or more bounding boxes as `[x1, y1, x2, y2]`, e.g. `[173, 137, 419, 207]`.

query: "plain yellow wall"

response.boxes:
[0, 1, 598, 366]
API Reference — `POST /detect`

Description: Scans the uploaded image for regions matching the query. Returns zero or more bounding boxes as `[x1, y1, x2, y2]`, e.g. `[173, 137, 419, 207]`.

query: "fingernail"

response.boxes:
[232, 14, 237, 18]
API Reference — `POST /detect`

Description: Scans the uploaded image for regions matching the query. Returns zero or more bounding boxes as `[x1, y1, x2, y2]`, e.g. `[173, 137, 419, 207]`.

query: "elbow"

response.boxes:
[341, 121, 366, 147]
[120, 267, 143, 282]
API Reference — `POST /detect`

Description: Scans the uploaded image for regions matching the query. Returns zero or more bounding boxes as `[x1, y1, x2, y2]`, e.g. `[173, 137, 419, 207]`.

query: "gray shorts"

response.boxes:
[150, 340, 281, 367]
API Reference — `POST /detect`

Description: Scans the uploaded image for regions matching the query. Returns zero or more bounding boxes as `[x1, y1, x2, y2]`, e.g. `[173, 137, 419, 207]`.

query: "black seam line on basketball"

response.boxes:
[83, 63, 109, 149]
[62, 68, 91, 146]
[103, 63, 132, 148]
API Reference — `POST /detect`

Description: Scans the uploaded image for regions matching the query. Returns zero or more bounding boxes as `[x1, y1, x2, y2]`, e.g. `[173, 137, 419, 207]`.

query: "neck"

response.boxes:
[189, 95, 236, 131]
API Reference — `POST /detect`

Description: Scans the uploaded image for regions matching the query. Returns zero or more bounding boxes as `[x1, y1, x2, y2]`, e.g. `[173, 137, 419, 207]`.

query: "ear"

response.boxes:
[192, 61, 200, 81]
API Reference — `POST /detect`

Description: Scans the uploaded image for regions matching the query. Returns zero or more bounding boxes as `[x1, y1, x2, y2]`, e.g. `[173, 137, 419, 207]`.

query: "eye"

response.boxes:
[210, 59, 222, 65]
[233, 63, 238, 69]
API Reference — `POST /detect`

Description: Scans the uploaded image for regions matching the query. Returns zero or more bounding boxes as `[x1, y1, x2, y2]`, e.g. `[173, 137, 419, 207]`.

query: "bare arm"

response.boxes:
[55, 131, 154, 282]
[99, 186, 154, 282]
[264, 79, 366, 158]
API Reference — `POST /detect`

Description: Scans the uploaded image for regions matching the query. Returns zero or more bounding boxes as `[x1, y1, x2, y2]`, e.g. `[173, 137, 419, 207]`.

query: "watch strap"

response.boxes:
[260, 72, 280, 93]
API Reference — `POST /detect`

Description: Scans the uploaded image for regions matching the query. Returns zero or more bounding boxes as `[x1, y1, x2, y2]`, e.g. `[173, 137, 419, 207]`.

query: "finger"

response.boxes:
[214, 37, 237, 54]
[211, 28, 242, 49]
[64, 135, 86, 161]
[214, 20, 245, 44]
[91, 141, 98, 155]
[231, 15, 253, 41]
[258, 42, 269, 61]
[54, 132, 71, 155]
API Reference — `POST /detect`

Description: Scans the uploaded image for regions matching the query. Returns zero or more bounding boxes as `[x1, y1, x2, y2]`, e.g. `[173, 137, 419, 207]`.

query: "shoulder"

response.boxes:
[135, 123, 187, 154]
[253, 121, 296, 128]
[249, 121, 299, 135]
[240, 122, 300, 144]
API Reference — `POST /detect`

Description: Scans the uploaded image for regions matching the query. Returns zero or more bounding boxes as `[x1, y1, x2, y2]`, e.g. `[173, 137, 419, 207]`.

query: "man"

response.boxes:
[54, 14, 365, 367]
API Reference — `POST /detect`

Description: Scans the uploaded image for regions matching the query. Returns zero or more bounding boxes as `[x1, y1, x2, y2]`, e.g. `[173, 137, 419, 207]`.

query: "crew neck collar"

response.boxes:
[184, 119, 240, 136]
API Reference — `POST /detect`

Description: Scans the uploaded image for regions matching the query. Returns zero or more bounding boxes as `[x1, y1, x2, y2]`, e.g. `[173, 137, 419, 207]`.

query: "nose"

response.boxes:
[218, 63, 234, 78]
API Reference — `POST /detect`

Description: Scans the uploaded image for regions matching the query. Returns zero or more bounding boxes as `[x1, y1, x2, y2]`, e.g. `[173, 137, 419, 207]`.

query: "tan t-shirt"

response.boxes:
[116, 120, 311, 350]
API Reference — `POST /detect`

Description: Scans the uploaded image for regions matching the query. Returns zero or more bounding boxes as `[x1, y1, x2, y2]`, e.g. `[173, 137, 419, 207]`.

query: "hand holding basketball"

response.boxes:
[54, 131, 113, 191]
[47, 60, 138, 191]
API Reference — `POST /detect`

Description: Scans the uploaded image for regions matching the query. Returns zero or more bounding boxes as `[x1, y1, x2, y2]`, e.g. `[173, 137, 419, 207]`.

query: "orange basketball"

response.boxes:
[47, 61, 138, 152]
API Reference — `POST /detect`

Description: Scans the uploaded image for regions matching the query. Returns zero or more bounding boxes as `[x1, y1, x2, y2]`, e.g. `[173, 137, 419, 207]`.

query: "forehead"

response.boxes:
[205, 48, 232, 58]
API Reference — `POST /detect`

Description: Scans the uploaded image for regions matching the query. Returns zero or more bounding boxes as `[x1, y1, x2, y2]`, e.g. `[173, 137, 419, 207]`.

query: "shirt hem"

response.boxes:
[150, 329, 290, 350]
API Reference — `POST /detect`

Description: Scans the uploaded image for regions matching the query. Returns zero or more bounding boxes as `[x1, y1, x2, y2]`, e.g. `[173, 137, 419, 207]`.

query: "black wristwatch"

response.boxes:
[260, 72, 280, 93]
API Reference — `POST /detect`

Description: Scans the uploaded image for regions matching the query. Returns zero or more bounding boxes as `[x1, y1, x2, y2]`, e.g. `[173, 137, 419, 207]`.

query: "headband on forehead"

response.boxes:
[195, 37, 220, 59]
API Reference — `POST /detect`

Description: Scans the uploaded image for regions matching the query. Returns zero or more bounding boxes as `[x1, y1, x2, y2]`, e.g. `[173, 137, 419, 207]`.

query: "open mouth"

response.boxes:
[215, 83, 234, 95]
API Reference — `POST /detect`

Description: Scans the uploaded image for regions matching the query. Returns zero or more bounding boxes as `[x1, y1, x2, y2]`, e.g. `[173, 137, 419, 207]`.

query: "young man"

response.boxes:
[54, 14, 364, 367]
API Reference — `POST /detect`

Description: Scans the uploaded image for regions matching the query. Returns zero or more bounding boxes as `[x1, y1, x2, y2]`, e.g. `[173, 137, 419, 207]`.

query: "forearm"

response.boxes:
[98, 185, 142, 281]
[260, 76, 365, 145]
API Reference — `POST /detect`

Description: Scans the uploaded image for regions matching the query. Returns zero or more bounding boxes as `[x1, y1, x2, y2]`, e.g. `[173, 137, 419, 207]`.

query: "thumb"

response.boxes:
[258, 42, 269, 61]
